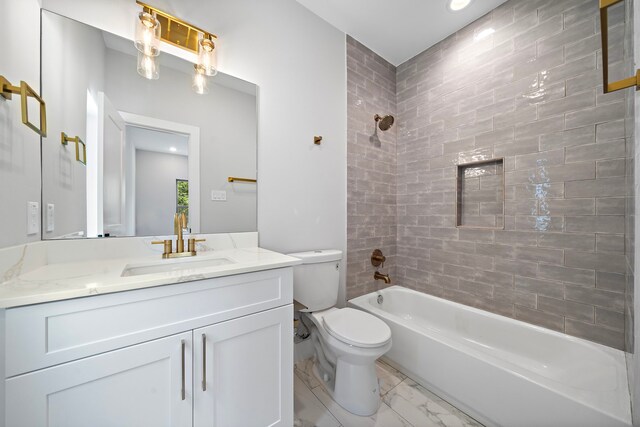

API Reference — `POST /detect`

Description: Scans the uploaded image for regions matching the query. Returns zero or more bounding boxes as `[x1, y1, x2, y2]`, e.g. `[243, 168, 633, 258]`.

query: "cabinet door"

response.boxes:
[6, 332, 193, 427]
[194, 305, 293, 427]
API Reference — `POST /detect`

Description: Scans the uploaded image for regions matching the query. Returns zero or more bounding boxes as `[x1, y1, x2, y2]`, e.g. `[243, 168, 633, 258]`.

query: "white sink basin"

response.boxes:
[121, 257, 235, 277]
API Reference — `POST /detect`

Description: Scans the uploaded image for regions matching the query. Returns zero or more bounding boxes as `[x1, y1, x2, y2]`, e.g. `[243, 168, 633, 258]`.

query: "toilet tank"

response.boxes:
[287, 250, 342, 312]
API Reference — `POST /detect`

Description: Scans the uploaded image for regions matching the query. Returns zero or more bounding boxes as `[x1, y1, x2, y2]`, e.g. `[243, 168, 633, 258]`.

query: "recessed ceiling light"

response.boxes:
[169, 147, 177, 152]
[448, 0, 472, 11]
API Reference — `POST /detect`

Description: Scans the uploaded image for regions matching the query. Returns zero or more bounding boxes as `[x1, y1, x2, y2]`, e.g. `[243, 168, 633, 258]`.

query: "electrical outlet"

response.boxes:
[27, 201, 39, 235]
[211, 190, 227, 201]
[46, 203, 55, 232]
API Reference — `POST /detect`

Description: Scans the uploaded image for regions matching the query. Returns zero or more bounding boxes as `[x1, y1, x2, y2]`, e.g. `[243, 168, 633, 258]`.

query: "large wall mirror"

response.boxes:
[41, 10, 257, 239]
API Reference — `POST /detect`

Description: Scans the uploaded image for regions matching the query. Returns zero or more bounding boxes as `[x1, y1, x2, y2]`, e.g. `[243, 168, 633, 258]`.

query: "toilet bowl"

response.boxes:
[305, 307, 392, 416]
[289, 249, 392, 416]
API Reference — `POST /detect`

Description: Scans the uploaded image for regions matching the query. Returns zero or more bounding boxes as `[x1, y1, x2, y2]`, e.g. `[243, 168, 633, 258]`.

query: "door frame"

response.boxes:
[119, 112, 201, 233]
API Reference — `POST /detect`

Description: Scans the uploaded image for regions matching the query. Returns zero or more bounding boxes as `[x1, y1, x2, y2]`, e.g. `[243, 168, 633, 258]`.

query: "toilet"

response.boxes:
[288, 249, 392, 416]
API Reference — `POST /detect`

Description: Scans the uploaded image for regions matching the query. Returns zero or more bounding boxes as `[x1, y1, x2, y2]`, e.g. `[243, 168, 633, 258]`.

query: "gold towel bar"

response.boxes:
[61, 132, 87, 165]
[228, 177, 257, 183]
[0, 75, 47, 137]
[599, 0, 639, 93]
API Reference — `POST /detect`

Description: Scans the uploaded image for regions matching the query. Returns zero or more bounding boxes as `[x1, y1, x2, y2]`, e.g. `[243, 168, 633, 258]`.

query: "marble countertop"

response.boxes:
[0, 246, 301, 308]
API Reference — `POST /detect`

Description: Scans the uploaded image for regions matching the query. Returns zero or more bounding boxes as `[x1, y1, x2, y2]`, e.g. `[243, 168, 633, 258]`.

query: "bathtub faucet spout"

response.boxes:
[374, 271, 391, 284]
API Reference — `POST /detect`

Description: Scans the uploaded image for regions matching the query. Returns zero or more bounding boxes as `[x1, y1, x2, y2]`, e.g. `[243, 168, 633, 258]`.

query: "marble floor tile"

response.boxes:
[295, 358, 322, 389]
[294, 375, 342, 427]
[376, 359, 407, 396]
[382, 378, 483, 427]
[311, 385, 413, 427]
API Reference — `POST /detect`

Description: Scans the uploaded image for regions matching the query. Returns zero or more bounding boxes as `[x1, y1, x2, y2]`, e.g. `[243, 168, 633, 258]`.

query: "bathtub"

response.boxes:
[349, 286, 631, 427]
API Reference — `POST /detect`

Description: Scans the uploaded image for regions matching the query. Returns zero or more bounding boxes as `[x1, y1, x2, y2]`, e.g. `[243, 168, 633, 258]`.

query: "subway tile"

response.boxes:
[515, 215, 564, 232]
[596, 198, 626, 215]
[541, 199, 595, 216]
[537, 233, 595, 251]
[494, 287, 536, 308]
[565, 140, 626, 163]
[596, 234, 625, 253]
[513, 48, 564, 81]
[565, 318, 624, 349]
[537, 18, 595, 56]
[565, 284, 624, 311]
[596, 120, 626, 141]
[565, 101, 626, 129]
[537, 295, 594, 323]
[514, 116, 564, 140]
[496, 259, 538, 278]
[564, 177, 626, 198]
[514, 15, 563, 50]
[595, 307, 624, 330]
[596, 159, 626, 178]
[538, 265, 595, 286]
[515, 306, 564, 332]
[564, 251, 626, 274]
[539, 126, 595, 151]
[514, 148, 564, 170]
[515, 276, 564, 299]
[494, 231, 539, 246]
[596, 271, 626, 292]
[538, 91, 595, 119]
[565, 215, 625, 234]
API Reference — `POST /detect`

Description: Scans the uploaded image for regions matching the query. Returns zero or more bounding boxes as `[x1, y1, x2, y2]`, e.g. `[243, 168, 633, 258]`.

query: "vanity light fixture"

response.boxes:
[447, 0, 472, 11]
[192, 64, 209, 95]
[198, 36, 218, 77]
[137, 50, 159, 80]
[135, 1, 218, 92]
[134, 11, 161, 57]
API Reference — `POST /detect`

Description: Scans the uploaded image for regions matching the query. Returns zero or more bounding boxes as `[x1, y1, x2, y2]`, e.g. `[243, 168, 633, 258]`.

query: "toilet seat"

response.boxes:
[322, 308, 391, 348]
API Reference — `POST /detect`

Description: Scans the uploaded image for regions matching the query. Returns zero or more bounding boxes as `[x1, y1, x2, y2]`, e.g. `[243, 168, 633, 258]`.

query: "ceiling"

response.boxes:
[295, 0, 509, 65]
[127, 126, 190, 157]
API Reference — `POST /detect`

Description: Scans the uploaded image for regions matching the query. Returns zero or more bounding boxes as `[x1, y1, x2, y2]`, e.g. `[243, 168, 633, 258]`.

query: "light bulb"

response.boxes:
[137, 51, 159, 80]
[192, 64, 209, 94]
[448, 0, 472, 11]
[198, 37, 218, 77]
[134, 12, 161, 56]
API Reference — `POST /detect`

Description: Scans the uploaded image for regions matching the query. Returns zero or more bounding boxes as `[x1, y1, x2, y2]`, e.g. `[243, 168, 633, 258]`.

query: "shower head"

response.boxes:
[374, 114, 395, 131]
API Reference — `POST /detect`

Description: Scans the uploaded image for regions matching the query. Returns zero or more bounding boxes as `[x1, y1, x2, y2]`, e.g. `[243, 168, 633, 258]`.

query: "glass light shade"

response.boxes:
[198, 37, 217, 77]
[134, 12, 161, 56]
[192, 65, 209, 94]
[137, 51, 159, 80]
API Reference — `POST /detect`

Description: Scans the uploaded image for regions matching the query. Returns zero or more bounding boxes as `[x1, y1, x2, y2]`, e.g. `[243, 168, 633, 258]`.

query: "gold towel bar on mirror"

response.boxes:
[0, 75, 47, 136]
[599, 0, 639, 93]
[61, 132, 87, 165]
[227, 177, 257, 183]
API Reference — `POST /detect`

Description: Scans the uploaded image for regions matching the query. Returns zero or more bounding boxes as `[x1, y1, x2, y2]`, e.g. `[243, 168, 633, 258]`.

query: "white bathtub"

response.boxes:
[349, 286, 631, 427]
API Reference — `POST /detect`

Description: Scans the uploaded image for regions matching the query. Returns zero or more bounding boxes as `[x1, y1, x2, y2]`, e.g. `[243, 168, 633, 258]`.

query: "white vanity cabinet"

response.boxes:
[7, 331, 194, 427]
[1, 267, 294, 427]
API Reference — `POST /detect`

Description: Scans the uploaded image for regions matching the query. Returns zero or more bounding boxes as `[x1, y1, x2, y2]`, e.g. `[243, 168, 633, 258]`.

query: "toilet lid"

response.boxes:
[322, 308, 391, 348]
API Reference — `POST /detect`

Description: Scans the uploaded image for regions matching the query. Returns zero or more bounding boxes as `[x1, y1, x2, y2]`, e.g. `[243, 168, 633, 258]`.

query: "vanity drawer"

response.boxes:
[5, 267, 292, 377]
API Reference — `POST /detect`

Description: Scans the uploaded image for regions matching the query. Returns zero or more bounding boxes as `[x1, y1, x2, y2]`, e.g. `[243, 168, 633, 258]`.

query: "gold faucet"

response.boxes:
[374, 271, 391, 284]
[152, 213, 206, 259]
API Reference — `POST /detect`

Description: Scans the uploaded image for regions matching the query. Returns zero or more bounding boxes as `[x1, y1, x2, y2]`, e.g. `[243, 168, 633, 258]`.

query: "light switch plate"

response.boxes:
[46, 203, 55, 232]
[27, 201, 39, 235]
[211, 190, 227, 201]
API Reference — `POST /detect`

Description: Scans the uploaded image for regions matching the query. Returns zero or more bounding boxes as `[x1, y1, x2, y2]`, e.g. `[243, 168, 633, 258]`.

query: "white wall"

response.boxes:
[40, 0, 348, 303]
[0, 0, 42, 248]
[135, 149, 188, 236]
[41, 10, 106, 239]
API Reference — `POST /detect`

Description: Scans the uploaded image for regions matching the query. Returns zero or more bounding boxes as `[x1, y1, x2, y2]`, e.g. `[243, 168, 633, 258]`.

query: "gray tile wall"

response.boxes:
[347, 36, 397, 299]
[393, 0, 631, 350]
[346, 0, 633, 350]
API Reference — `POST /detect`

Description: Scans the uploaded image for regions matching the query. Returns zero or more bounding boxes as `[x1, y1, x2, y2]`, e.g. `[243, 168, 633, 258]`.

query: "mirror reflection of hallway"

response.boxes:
[129, 126, 189, 236]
